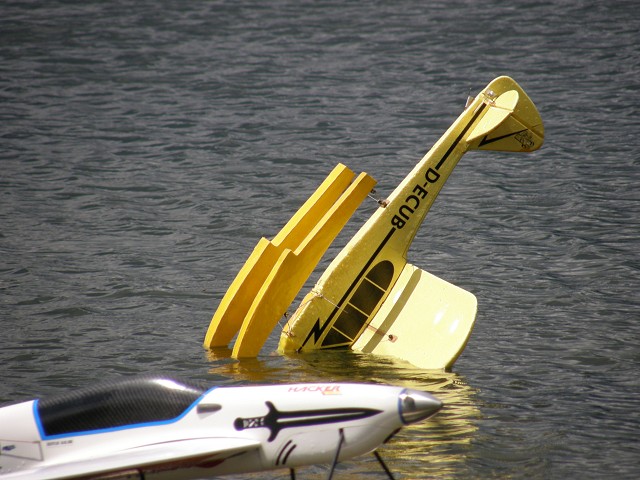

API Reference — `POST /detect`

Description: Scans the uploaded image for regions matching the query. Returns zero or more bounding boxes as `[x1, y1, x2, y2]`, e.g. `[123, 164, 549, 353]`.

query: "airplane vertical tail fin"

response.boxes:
[466, 76, 544, 152]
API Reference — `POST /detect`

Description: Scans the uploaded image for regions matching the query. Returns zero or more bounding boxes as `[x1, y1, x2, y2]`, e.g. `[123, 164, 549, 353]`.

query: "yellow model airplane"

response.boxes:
[204, 76, 544, 369]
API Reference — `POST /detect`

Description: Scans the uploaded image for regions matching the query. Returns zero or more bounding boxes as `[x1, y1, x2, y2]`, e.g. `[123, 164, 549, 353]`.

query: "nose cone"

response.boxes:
[398, 389, 443, 424]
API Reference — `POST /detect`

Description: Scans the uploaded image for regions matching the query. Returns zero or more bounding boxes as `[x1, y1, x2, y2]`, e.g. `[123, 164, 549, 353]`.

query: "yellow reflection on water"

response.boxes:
[205, 348, 480, 478]
[300, 351, 481, 478]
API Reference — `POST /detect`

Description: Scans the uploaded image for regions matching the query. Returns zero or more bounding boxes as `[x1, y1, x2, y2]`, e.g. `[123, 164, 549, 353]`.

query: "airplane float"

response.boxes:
[204, 75, 544, 369]
[0, 375, 442, 479]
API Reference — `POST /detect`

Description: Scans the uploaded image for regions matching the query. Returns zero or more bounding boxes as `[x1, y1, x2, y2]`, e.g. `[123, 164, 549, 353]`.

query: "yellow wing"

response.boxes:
[204, 164, 375, 358]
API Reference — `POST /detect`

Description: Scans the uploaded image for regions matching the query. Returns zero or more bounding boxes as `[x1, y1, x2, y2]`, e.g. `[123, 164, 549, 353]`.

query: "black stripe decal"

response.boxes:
[437, 103, 487, 170]
[479, 128, 527, 147]
[235, 402, 382, 442]
[282, 443, 297, 465]
[277, 440, 294, 465]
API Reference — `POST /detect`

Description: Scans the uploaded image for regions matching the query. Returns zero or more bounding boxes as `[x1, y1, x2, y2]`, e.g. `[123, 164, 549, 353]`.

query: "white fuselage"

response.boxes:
[0, 379, 441, 479]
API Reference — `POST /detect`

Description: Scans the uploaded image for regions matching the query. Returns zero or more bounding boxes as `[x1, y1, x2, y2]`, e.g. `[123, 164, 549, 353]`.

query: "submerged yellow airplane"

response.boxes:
[204, 76, 544, 369]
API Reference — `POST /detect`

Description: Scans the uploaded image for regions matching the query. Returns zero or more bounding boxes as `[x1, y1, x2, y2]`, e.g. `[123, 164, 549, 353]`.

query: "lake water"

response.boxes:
[1, 1, 639, 478]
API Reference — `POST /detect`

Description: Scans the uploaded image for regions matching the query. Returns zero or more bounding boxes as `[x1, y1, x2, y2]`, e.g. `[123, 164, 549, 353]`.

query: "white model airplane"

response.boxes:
[0, 375, 442, 479]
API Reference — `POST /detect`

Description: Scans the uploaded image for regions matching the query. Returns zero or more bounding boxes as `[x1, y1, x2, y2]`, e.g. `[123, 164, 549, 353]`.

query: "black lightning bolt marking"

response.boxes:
[299, 227, 396, 350]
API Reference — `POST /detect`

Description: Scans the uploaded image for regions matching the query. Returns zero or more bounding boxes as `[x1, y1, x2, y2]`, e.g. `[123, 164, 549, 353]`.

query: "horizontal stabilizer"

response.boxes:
[476, 113, 544, 152]
[351, 264, 477, 369]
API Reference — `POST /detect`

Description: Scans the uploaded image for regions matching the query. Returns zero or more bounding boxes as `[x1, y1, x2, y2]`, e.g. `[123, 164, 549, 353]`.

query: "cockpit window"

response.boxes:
[36, 376, 207, 438]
